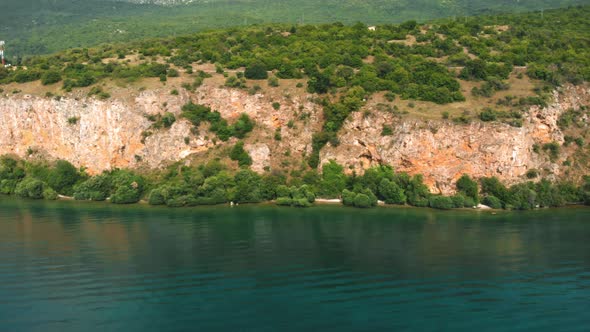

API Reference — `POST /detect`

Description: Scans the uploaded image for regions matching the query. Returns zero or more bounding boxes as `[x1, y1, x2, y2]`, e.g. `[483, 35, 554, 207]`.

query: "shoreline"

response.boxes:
[1, 194, 558, 213]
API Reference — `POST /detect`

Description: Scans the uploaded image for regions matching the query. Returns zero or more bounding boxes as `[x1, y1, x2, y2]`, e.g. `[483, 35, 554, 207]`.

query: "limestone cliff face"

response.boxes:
[0, 84, 587, 193]
[0, 84, 321, 174]
[321, 85, 590, 194]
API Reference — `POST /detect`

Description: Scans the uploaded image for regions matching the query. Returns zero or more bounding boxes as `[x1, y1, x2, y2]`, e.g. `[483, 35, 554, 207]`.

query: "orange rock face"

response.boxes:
[321, 86, 589, 194]
[0, 84, 587, 194]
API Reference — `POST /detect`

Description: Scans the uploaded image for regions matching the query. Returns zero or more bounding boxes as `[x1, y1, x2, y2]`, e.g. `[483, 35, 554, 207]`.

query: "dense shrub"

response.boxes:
[41, 70, 62, 85]
[109, 171, 145, 204]
[244, 63, 268, 80]
[482, 195, 502, 209]
[275, 185, 315, 207]
[230, 141, 252, 167]
[353, 193, 372, 208]
[47, 160, 83, 196]
[378, 178, 406, 205]
[148, 187, 168, 205]
[73, 174, 111, 201]
[450, 194, 465, 208]
[15, 178, 45, 199]
[319, 160, 347, 198]
[429, 195, 454, 210]
[342, 189, 356, 206]
[456, 174, 479, 203]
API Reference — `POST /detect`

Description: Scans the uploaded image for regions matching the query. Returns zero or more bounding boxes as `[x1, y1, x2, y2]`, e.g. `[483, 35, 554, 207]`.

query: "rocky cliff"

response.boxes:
[322, 85, 590, 193]
[0, 83, 588, 194]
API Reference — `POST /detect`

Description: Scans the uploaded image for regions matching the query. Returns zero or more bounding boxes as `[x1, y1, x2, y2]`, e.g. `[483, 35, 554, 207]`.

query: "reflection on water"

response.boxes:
[0, 197, 589, 331]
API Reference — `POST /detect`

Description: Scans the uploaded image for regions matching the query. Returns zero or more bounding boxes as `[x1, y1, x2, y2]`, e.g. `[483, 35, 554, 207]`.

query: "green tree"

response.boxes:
[244, 62, 268, 80]
[319, 160, 346, 198]
[378, 178, 406, 205]
[48, 160, 83, 196]
[41, 70, 62, 85]
[230, 141, 252, 167]
[456, 174, 479, 203]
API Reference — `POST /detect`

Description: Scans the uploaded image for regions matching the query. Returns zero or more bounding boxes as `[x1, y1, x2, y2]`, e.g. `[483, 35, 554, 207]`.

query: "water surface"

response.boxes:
[0, 197, 589, 331]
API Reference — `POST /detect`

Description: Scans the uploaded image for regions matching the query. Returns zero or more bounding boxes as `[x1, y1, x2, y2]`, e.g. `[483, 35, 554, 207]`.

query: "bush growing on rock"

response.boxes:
[230, 141, 253, 167]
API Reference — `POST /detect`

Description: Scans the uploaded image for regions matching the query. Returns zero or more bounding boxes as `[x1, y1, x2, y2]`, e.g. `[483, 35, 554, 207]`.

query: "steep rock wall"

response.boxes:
[0, 84, 587, 193]
[321, 85, 589, 193]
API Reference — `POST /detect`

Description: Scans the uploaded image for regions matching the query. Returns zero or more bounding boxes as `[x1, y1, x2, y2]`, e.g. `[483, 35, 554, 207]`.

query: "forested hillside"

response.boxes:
[1, 6, 590, 210]
[1, 0, 589, 57]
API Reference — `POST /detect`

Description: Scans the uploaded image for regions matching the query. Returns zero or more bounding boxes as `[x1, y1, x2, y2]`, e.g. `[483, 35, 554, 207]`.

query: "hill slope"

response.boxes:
[2, 0, 590, 57]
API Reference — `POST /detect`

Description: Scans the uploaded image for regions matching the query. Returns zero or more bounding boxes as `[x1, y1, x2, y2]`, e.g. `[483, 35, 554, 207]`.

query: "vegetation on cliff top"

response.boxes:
[3, 6, 590, 92]
[3, 0, 589, 57]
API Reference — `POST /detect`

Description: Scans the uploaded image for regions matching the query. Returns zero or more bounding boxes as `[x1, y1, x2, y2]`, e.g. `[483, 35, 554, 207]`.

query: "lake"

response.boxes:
[0, 197, 589, 331]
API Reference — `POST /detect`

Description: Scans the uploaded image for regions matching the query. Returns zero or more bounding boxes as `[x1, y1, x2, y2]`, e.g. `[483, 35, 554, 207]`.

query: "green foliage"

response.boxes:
[244, 63, 268, 80]
[43, 187, 59, 200]
[109, 170, 145, 204]
[15, 178, 46, 199]
[342, 189, 356, 206]
[41, 70, 62, 85]
[47, 160, 84, 196]
[542, 142, 561, 161]
[73, 174, 111, 201]
[230, 142, 252, 167]
[381, 125, 393, 136]
[481, 177, 510, 203]
[507, 183, 538, 210]
[353, 193, 373, 208]
[429, 195, 454, 210]
[232, 114, 255, 139]
[463, 196, 476, 208]
[1, 151, 588, 211]
[275, 184, 315, 207]
[268, 76, 280, 87]
[378, 178, 406, 205]
[456, 174, 479, 203]
[319, 160, 347, 198]
[450, 194, 466, 208]
[479, 108, 497, 122]
[2, 4, 589, 103]
[526, 169, 539, 179]
[159, 112, 176, 128]
[233, 169, 262, 203]
[406, 175, 431, 207]
[225, 75, 247, 89]
[557, 108, 584, 129]
[0, 156, 26, 184]
[483, 195, 503, 209]
[181, 101, 253, 141]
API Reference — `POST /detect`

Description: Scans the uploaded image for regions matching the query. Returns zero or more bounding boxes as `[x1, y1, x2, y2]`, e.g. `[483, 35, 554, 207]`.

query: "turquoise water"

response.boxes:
[0, 197, 589, 331]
